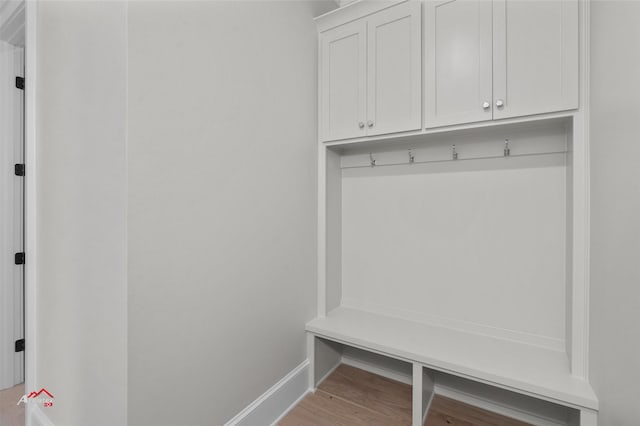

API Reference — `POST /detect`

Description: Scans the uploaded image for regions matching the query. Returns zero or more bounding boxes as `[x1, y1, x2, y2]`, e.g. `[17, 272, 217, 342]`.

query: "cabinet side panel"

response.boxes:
[326, 148, 342, 312]
[565, 125, 575, 366]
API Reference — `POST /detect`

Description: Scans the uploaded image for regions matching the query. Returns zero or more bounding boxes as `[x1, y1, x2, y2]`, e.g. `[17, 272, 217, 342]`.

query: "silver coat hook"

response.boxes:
[452, 144, 458, 160]
[408, 149, 415, 164]
[504, 139, 511, 157]
[369, 152, 376, 167]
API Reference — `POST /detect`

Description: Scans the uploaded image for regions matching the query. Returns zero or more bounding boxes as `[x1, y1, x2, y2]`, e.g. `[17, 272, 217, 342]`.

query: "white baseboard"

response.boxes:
[224, 360, 310, 426]
[224, 358, 571, 426]
[313, 361, 341, 391]
[341, 355, 412, 385]
[434, 384, 567, 426]
[423, 390, 435, 423]
[28, 405, 55, 426]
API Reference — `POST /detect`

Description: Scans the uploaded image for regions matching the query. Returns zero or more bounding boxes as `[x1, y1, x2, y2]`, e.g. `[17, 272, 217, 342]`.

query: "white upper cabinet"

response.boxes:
[366, 2, 422, 136]
[318, 0, 579, 137]
[492, 0, 579, 120]
[319, 1, 422, 142]
[320, 20, 367, 141]
[425, 0, 579, 128]
[425, 0, 493, 127]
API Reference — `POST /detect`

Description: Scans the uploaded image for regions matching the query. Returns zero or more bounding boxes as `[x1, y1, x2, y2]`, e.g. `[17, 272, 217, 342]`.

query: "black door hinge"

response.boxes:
[14, 164, 25, 176]
[15, 76, 24, 90]
[15, 252, 25, 265]
[15, 339, 24, 353]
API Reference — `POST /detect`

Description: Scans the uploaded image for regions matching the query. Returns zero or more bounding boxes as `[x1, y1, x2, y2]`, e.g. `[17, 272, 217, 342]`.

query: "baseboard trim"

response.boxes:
[423, 390, 434, 423]
[224, 359, 570, 426]
[28, 405, 55, 426]
[341, 355, 412, 385]
[269, 387, 310, 426]
[224, 360, 310, 426]
[434, 384, 567, 426]
[314, 360, 341, 390]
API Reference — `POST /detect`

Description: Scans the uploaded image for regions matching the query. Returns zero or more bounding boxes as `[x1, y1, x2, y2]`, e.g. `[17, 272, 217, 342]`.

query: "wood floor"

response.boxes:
[0, 384, 24, 426]
[279, 365, 530, 426]
[425, 396, 529, 426]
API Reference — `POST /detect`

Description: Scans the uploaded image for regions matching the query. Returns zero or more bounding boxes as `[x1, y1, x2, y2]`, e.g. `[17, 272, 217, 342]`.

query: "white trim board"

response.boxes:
[314, 0, 405, 33]
[223, 360, 310, 426]
[313, 360, 341, 392]
[341, 349, 412, 385]
[0, 39, 24, 391]
[341, 355, 412, 385]
[29, 405, 54, 426]
[24, 3, 37, 426]
[422, 390, 434, 424]
[567, 0, 591, 381]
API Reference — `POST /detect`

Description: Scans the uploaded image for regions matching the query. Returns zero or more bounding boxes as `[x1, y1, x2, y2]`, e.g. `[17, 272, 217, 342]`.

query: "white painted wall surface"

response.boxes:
[341, 155, 567, 349]
[590, 1, 640, 424]
[127, 1, 334, 425]
[35, 2, 127, 425]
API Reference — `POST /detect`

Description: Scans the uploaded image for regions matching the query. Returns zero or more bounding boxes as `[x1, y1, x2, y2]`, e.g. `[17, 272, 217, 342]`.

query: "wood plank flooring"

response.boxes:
[280, 364, 412, 426]
[279, 365, 530, 426]
[0, 384, 24, 426]
[425, 395, 530, 426]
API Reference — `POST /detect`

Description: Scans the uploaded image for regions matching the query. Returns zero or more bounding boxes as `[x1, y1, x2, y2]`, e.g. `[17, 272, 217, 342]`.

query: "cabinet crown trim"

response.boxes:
[315, 0, 408, 33]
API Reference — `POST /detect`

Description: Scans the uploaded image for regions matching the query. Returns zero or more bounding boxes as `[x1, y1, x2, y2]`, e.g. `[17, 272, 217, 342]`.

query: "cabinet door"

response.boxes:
[366, 1, 422, 136]
[319, 20, 367, 142]
[493, 0, 578, 119]
[425, 0, 493, 128]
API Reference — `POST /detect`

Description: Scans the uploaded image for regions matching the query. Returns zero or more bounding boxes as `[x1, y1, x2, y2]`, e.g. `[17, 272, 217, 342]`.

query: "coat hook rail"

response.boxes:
[340, 150, 568, 170]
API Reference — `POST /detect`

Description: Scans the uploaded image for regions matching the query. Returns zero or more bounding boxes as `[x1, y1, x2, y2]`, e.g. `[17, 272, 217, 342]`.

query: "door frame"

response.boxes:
[0, 0, 28, 393]
[0, 37, 24, 391]
[24, 0, 37, 413]
[0, 0, 36, 405]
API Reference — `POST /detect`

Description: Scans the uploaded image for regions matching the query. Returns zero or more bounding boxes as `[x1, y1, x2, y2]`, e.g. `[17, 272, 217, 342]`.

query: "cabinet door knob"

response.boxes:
[358, 122, 365, 129]
[367, 121, 374, 128]
[496, 99, 504, 108]
[482, 101, 490, 110]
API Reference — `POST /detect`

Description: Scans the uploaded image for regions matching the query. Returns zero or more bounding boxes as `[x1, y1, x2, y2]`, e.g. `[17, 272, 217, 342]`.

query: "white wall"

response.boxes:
[30, 2, 640, 425]
[35, 2, 128, 425]
[126, 1, 334, 425]
[589, 1, 640, 424]
[341, 154, 567, 349]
